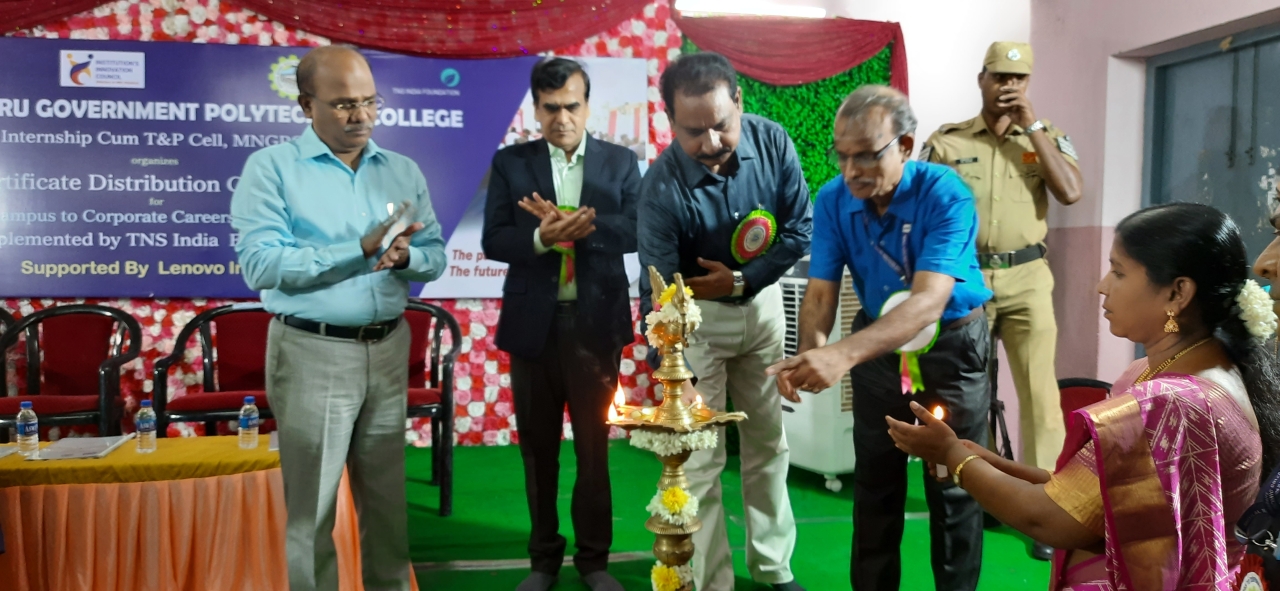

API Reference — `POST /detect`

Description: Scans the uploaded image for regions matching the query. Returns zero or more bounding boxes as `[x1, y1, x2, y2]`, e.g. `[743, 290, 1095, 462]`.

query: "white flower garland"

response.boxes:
[643, 301, 702, 349]
[1237, 279, 1278, 340]
[645, 486, 700, 526]
[629, 428, 718, 456]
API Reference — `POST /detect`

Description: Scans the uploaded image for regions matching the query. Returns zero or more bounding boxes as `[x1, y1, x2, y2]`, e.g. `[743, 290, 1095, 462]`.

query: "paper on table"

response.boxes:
[0, 445, 19, 460]
[27, 433, 136, 460]
[269, 431, 279, 452]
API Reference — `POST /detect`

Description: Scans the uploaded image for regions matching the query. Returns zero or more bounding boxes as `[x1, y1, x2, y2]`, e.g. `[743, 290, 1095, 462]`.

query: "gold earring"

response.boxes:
[1164, 310, 1180, 333]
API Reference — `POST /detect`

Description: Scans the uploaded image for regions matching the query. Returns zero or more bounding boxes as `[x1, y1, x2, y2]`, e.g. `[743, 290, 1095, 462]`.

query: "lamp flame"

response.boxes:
[608, 385, 625, 422]
[932, 405, 945, 420]
[695, 394, 704, 407]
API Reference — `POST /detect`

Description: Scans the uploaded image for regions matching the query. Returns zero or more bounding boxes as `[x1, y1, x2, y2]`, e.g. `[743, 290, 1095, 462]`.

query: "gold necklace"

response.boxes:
[1135, 338, 1212, 383]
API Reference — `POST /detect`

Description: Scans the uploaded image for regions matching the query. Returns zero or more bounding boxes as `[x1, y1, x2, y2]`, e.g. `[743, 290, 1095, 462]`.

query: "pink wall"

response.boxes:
[1035, 0, 1280, 382]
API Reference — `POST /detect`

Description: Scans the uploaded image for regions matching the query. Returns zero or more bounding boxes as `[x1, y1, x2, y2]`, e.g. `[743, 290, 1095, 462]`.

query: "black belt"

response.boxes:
[277, 315, 400, 342]
[979, 243, 1046, 270]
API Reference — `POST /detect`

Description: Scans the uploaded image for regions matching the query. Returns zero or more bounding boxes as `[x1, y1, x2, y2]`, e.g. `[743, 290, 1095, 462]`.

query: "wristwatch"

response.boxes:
[1024, 119, 1046, 134]
[731, 270, 745, 298]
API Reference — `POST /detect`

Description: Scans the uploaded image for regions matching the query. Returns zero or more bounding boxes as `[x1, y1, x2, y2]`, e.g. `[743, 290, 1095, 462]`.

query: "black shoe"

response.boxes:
[581, 571, 623, 591]
[516, 572, 557, 591]
[773, 581, 806, 591]
[1032, 541, 1054, 561]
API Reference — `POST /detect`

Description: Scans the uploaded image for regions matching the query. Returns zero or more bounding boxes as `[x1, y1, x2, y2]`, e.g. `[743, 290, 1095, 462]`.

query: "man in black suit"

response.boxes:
[482, 57, 639, 591]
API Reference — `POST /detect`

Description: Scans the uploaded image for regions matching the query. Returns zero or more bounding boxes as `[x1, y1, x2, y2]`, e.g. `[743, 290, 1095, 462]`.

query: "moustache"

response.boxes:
[344, 123, 374, 133]
[697, 148, 731, 162]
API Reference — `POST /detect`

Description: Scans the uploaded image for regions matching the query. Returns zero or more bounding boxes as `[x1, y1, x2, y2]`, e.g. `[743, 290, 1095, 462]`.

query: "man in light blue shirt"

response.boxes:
[231, 45, 444, 591]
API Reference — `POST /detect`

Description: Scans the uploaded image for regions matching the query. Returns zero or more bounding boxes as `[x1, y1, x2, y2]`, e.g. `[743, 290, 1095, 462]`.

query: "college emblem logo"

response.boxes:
[270, 55, 301, 100]
[440, 68, 461, 88]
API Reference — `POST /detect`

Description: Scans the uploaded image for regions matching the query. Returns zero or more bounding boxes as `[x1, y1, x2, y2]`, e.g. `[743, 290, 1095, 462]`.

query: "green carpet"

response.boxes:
[406, 441, 1050, 590]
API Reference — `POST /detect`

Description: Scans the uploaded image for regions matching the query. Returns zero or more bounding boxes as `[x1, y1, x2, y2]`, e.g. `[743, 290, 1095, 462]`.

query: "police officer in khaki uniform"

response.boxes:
[921, 41, 1083, 560]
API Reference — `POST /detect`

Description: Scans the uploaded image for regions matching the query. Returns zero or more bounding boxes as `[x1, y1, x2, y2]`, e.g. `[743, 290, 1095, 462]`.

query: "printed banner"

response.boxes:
[418, 59, 650, 299]
[0, 37, 648, 298]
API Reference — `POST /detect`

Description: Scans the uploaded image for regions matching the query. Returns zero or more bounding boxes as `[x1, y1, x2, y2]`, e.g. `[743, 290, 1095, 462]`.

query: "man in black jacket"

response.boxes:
[482, 57, 639, 591]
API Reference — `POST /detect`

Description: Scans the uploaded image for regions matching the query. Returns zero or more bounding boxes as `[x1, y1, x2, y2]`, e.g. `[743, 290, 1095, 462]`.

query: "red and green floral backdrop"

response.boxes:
[3, 0, 683, 445]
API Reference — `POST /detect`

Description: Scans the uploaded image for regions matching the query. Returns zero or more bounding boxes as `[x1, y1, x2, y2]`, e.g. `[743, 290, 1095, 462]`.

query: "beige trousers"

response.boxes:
[682, 283, 797, 590]
[267, 319, 412, 591]
[984, 258, 1066, 470]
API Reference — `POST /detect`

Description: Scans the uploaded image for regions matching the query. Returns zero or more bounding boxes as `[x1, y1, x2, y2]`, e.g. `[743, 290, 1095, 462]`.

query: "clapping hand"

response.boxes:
[373, 222, 424, 271]
[360, 201, 412, 259]
[519, 193, 596, 246]
[517, 192, 561, 221]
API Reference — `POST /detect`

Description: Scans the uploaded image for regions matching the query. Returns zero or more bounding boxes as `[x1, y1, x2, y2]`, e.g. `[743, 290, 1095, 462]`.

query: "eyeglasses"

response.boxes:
[828, 133, 904, 169]
[304, 94, 385, 115]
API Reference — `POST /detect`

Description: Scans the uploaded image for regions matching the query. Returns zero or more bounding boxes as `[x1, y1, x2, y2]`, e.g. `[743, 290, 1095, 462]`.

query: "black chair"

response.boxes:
[1058, 378, 1112, 424]
[153, 303, 273, 436]
[0, 304, 141, 438]
[404, 300, 461, 516]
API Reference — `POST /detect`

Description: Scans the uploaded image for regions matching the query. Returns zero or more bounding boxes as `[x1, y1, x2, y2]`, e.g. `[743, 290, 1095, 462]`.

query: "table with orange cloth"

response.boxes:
[0, 435, 419, 591]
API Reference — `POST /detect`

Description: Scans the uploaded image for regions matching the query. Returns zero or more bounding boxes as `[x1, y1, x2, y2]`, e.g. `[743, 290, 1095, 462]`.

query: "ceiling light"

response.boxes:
[675, 0, 827, 18]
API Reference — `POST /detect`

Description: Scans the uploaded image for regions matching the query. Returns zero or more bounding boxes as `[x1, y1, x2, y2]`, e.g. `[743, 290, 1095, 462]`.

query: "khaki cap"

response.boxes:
[984, 41, 1033, 74]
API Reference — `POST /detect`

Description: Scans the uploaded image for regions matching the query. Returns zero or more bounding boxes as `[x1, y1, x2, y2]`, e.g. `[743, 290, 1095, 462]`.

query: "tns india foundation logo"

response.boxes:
[59, 50, 146, 88]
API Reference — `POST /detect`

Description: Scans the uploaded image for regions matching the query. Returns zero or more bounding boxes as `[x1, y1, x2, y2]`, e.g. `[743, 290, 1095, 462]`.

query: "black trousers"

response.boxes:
[509, 302, 621, 576]
[849, 309, 990, 591]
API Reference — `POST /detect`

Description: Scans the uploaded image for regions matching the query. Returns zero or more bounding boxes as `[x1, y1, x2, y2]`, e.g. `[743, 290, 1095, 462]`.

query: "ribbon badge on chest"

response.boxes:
[731, 209, 777, 264]
[880, 291, 940, 394]
[552, 204, 576, 286]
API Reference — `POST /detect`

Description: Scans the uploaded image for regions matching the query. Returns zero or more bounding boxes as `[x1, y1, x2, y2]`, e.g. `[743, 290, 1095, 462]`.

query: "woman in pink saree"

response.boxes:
[889, 203, 1280, 590]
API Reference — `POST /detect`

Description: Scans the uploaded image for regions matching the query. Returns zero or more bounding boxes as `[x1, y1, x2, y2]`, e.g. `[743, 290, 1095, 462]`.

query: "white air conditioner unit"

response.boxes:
[778, 259, 860, 492]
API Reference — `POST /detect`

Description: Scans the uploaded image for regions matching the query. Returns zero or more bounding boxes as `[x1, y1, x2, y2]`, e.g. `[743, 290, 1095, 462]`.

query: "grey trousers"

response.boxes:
[683, 283, 797, 589]
[267, 318, 412, 591]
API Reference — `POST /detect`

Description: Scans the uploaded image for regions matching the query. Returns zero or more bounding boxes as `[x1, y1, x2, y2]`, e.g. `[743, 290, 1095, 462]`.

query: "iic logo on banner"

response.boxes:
[59, 50, 146, 88]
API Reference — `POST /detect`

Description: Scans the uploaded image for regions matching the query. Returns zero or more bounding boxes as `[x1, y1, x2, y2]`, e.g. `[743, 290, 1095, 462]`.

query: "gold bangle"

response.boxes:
[952, 454, 982, 488]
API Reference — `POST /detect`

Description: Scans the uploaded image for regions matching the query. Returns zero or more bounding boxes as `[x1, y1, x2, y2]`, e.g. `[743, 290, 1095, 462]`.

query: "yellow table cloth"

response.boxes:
[0, 436, 419, 591]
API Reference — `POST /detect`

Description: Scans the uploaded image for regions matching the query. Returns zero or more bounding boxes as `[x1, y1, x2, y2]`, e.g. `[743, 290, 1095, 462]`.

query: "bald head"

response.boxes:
[296, 45, 378, 163]
[835, 85, 916, 136]
[296, 45, 371, 98]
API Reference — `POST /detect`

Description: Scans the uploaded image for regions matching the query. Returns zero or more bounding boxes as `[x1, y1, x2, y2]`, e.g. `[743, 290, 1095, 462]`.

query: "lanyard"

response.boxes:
[861, 212, 913, 285]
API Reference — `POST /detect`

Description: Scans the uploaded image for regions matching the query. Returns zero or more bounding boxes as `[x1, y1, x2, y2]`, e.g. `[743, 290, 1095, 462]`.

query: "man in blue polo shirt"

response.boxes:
[768, 86, 991, 591]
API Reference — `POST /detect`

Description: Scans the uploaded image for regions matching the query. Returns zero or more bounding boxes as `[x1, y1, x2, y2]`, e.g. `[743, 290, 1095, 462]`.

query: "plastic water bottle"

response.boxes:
[135, 400, 157, 453]
[239, 396, 259, 450]
[16, 401, 38, 457]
